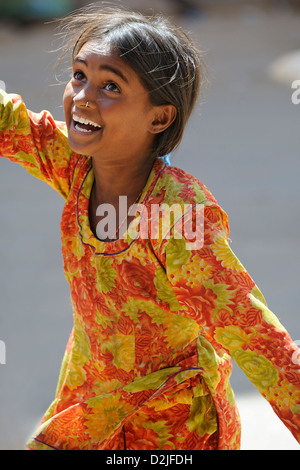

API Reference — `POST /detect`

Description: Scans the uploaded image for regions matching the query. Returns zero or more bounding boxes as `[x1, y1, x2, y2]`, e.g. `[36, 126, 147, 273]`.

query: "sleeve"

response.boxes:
[0, 90, 77, 199]
[162, 203, 300, 444]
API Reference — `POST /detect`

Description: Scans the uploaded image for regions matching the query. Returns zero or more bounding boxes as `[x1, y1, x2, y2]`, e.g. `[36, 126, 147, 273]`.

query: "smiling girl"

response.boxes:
[0, 4, 300, 450]
[65, 40, 177, 240]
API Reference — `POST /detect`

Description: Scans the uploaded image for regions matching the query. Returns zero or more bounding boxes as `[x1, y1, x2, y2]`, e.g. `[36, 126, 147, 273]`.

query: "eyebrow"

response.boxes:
[73, 56, 129, 84]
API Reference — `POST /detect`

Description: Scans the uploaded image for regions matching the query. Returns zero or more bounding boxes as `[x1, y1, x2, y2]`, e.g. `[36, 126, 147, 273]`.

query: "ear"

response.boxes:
[149, 104, 177, 135]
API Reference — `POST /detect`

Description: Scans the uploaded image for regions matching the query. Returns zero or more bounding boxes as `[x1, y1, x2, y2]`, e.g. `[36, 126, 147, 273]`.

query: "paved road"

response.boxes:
[0, 4, 299, 449]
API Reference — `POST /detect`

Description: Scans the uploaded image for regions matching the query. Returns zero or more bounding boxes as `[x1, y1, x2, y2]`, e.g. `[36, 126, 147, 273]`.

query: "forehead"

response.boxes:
[74, 41, 137, 83]
[75, 39, 112, 58]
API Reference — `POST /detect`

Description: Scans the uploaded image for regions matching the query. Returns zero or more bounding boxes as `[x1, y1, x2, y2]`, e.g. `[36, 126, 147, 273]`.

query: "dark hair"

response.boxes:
[57, 3, 206, 159]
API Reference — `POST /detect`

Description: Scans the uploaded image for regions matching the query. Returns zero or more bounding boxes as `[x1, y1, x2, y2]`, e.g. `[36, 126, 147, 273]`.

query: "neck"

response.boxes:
[91, 156, 155, 206]
[88, 156, 156, 241]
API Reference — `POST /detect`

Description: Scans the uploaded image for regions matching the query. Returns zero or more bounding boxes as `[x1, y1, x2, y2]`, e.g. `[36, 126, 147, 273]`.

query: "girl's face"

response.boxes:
[63, 42, 159, 164]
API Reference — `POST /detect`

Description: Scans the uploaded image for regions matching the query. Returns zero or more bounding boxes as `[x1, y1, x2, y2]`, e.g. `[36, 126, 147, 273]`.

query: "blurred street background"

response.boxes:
[0, 0, 300, 450]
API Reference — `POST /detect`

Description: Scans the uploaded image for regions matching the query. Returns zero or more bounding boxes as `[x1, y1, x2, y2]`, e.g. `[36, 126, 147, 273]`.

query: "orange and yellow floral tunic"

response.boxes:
[1, 90, 300, 450]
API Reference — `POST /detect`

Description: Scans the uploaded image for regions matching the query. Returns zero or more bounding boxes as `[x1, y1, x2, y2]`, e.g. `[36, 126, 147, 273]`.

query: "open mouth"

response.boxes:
[72, 114, 102, 134]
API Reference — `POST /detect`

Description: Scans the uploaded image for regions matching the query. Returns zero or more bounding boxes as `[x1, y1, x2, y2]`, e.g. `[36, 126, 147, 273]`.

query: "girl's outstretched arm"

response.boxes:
[0, 90, 77, 199]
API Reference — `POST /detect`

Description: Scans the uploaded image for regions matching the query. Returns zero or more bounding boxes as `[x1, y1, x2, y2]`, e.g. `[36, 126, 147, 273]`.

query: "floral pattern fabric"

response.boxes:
[1, 90, 300, 450]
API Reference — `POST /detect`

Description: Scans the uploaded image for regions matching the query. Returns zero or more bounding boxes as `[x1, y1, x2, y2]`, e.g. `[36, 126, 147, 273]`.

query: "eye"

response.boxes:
[103, 82, 120, 93]
[73, 70, 85, 81]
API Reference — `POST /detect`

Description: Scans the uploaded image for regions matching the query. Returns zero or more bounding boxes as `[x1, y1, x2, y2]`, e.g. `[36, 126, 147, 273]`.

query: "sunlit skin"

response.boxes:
[63, 42, 176, 239]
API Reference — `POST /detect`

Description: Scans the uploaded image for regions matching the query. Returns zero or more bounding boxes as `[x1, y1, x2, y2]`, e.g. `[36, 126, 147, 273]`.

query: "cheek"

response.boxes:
[63, 83, 73, 123]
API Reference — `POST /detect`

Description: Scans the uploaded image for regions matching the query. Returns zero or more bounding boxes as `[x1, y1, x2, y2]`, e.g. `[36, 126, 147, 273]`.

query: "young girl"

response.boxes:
[0, 4, 299, 451]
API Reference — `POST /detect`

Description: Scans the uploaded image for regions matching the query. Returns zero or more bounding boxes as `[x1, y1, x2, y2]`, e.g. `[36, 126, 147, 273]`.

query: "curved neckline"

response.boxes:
[76, 157, 167, 256]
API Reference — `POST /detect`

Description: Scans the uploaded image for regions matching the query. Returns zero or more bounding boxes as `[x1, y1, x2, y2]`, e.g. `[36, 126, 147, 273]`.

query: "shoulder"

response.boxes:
[165, 164, 228, 227]
[152, 162, 228, 226]
[146, 161, 230, 256]
[156, 162, 219, 207]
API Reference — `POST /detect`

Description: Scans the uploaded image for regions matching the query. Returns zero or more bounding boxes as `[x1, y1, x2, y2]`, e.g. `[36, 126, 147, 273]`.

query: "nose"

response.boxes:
[72, 88, 96, 109]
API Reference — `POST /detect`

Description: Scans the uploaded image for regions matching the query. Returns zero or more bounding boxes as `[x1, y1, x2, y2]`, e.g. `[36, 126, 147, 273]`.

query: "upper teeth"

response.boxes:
[73, 114, 101, 128]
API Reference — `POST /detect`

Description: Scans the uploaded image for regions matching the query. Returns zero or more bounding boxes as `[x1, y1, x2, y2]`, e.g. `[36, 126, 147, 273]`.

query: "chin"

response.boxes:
[66, 134, 91, 156]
